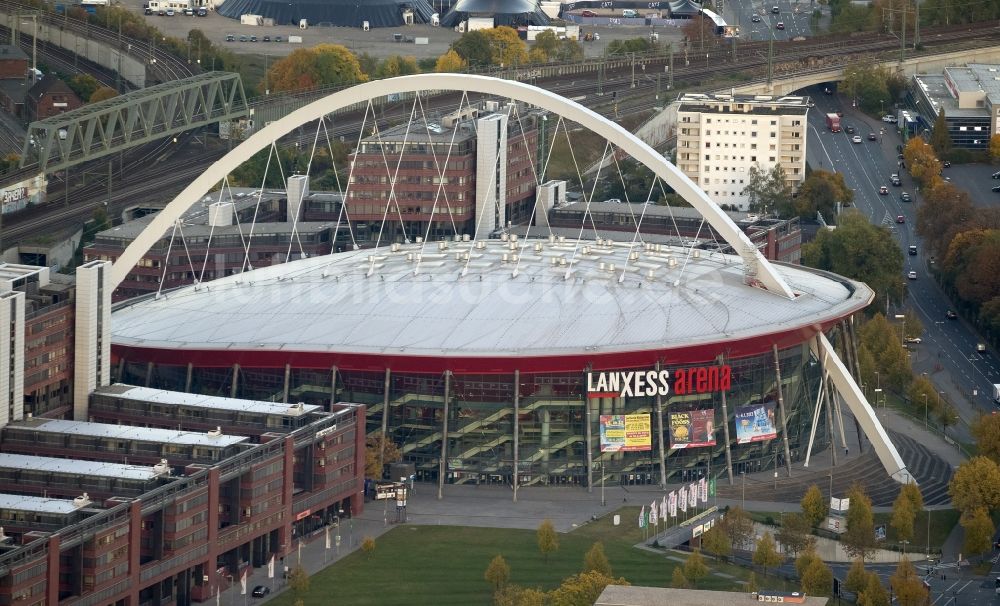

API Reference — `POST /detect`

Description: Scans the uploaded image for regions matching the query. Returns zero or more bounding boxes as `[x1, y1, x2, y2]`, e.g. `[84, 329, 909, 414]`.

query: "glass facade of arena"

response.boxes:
[120, 341, 830, 489]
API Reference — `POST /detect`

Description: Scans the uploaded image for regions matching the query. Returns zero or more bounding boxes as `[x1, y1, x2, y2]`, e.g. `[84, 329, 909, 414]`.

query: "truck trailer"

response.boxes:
[826, 113, 841, 133]
[993, 384, 1000, 405]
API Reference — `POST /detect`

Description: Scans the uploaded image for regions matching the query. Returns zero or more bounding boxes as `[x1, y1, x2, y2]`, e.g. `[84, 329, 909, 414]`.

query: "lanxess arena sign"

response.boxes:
[586, 365, 731, 399]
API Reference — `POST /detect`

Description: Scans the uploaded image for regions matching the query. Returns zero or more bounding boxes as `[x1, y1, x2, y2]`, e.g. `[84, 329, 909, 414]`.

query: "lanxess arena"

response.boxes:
[106, 74, 908, 491]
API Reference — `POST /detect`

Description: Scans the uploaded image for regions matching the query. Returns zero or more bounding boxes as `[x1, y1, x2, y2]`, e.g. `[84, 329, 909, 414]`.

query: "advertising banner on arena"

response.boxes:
[599, 414, 651, 452]
[0, 174, 47, 215]
[734, 402, 778, 444]
[668, 409, 716, 448]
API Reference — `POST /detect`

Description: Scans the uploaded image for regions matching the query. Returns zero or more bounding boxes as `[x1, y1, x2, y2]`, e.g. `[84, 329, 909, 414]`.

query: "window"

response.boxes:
[751, 131, 757, 137]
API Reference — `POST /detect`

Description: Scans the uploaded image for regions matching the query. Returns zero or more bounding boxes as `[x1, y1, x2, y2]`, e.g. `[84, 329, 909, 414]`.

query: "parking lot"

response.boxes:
[937, 162, 1000, 208]
[118, 0, 684, 60]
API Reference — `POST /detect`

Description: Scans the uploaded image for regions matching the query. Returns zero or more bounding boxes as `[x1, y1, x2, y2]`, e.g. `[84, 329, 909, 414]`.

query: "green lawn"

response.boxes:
[269, 508, 791, 606]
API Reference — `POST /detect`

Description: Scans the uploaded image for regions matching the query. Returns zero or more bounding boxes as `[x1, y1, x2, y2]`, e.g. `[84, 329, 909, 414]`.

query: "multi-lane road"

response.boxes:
[806, 88, 1000, 434]
[724, 0, 818, 41]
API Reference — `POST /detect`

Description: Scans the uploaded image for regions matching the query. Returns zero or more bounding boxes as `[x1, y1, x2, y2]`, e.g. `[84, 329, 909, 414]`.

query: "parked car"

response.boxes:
[868, 132, 877, 141]
[581, 9, 597, 16]
[226, 34, 235, 41]
[251, 586, 270, 598]
[905, 337, 922, 344]
[896, 215, 906, 223]
[900, 192, 911, 202]
[882, 115, 898, 123]
[250, 35, 258, 42]
[852, 135, 862, 144]
[946, 310, 958, 319]
[772, 5, 780, 12]
[275, 35, 283, 42]
[263, 35, 271, 41]
[775, 21, 785, 29]
[751, 14, 762, 21]
[165, 8, 174, 15]
[239, 35, 248, 42]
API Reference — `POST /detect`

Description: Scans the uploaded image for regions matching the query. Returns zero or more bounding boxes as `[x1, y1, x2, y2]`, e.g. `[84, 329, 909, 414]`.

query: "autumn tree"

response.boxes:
[485, 554, 510, 592]
[450, 27, 527, 68]
[960, 507, 994, 556]
[682, 16, 720, 49]
[782, 169, 853, 221]
[915, 180, 976, 256]
[903, 138, 942, 187]
[990, 134, 1000, 163]
[550, 570, 629, 606]
[364, 432, 402, 478]
[742, 163, 791, 216]
[891, 557, 929, 606]
[530, 30, 583, 63]
[90, 87, 118, 103]
[842, 483, 877, 561]
[845, 558, 868, 593]
[68, 74, 101, 101]
[891, 486, 917, 544]
[288, 565, 310, 599]
[361, 536, 376, 558]
[949, 456, 1000, 514]
[583, 542, 612, 576]
[801, 484, 829, 528]
[858, 313, 913, 392]
[794, 549, 820, 578]
[495, 585, 548, 606]
[434, 49, 466, 73]
[930, 109, 952, 157]
[801, 557, 833, 596]
[940, 229, 1000, 308]
[777, 512, 815, 557]
[802, 212, 904, 310]
[375, 55, 419, 79]
[683, 550, 709, 587]
[671, 567, 691, 589]
[858, 572, 890, 606]
[701, 523, 732, 561]
[266, 44, 366, 93]
[722, 506, 755, 550]
[753, 532, 782, 579]
[537, 519, 559, 563]
[973, 413, 1000, 464]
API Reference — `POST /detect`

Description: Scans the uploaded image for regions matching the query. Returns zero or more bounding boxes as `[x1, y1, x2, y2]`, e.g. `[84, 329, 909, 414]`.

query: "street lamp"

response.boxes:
[874, 387, 883, 409]
[894, 314, 906, 346]
[741, 471, 746, 509]
[922, 393, 928, 428]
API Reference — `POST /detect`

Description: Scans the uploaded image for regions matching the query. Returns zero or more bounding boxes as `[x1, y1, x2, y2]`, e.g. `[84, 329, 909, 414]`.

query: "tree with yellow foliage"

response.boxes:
[266, 44, 366, 93]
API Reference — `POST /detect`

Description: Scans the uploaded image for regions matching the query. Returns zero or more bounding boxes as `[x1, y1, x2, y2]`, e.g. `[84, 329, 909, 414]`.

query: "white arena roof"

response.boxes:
[111, 238, 871, 362]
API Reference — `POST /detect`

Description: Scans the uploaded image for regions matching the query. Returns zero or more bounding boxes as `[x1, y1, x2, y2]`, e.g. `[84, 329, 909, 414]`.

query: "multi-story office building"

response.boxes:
[675, 93, 810, 210]
[0, 384, 364, 605]
[910, 64, 1000, 149]
[347, 102, 540, 244]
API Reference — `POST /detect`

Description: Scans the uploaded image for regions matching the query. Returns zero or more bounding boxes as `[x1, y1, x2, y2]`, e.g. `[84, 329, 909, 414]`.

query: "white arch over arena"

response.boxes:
[108, 73, 795, 299]
[104, 74, 911, 485]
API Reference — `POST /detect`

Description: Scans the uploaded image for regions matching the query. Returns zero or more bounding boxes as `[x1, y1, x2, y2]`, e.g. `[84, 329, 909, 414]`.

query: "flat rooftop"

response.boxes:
[96, 384, 322, 417]
[0, 453, 166, 481]
[912, 73, 993, 119]
[596, 587, 828, 606]
[677, 92, 812, 115]
[13, 418, 248, 448]
[0, 493, 88, 516]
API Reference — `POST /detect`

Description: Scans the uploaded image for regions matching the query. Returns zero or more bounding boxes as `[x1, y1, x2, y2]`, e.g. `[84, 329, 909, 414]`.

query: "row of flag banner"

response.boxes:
[638, 477, 715, 527]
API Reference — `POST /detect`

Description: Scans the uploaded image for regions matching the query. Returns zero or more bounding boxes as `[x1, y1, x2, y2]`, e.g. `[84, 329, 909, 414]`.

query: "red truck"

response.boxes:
[826, 113, 841, 133]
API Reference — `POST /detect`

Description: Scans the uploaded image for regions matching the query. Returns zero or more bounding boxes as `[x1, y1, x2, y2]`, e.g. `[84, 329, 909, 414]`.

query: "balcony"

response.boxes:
[139, 544, 208, 582]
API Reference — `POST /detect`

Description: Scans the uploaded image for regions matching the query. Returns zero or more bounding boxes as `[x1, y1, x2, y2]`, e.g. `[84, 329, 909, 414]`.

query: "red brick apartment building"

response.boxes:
[0, 384, 364, 605]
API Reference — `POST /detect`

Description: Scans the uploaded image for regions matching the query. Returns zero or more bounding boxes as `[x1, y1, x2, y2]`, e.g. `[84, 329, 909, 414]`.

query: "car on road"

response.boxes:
[908, 245, 917, 255]
[844, 125, 855, 134]
[882, 115, 898, 123]
[905, 337, 922, 344]
[772, 5, 780, 12]
[896, 215, 905, 223]
[992, 170, 1000, 179]
[879, 186, 889, 195]
[890, 175, 901, 186]
[907, 271, 917, 279]
[251, 586, 270, 598]
[946, 310, 958, 319]
[775, 21, 785, 29]
[852, 135, 862, 144]
[752, 14, 762, 22]
[900, 192, 911, 202]
[868, 132, 877, 141]
[993, 185, 1000, 193]
[942, 160, 951, 167]
[581, 9, 597, 16]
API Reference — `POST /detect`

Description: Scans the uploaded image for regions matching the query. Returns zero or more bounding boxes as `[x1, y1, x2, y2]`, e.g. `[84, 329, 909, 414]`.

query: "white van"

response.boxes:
[622, 9, 638, 17]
